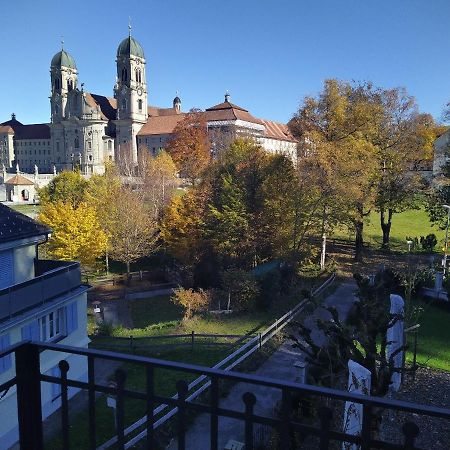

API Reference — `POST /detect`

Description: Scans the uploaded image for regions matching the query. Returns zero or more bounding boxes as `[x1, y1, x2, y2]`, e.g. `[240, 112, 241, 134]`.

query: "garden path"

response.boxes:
[167, 277, 358, 450]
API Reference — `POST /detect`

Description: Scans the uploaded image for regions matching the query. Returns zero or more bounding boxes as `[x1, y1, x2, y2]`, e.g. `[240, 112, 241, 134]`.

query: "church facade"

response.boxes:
[0, 33, 297, 176]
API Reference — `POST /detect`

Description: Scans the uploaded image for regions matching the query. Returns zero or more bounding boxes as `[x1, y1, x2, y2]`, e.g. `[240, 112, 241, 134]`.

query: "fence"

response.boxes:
[98, 272, 336, 449]
[93, 331, 255, 352]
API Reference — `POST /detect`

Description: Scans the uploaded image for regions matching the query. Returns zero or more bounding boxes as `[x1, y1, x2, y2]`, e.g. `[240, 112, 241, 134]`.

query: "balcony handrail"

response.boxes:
[0, 261, 81, 322]
[1, 341, 450, 450]
[0, 260, 79, 296]
[9, 341, 444, 419]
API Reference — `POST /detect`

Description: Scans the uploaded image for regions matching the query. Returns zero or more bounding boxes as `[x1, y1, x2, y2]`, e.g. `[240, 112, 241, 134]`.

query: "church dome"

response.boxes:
[51, 50, 77, 69]
[117, 36, 145, 58]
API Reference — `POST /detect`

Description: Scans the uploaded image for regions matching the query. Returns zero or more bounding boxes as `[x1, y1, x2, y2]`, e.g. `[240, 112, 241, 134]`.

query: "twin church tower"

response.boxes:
[48, 31, 150, 173]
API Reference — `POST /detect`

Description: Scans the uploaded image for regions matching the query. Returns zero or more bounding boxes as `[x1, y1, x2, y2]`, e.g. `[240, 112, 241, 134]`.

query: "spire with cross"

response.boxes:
[61, 35, 64, 50]
[128, 17, 132, 36]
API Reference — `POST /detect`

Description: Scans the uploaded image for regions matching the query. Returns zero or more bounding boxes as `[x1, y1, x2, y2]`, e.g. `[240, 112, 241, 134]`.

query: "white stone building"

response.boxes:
[0, 205, 89, 448]
[1, 33, 297, 176]
[433, 128, 450, 181]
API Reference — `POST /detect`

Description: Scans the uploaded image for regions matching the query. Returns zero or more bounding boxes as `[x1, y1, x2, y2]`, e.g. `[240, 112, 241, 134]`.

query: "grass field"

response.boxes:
[406, 301, 450, 372]
[332, 208, 445, 252]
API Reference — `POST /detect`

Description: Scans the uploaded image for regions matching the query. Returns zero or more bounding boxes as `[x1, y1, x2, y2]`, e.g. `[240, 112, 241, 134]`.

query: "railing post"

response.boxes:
[115, 368, 127, 450]
[59, 360, 70, 450]
[210, 376, 219, 450]
[318, 406, 332, 450]
[176, 380, 189, 450]
[146, 366, 155, 449]
[243, 392, 256, 450]
[402, 421, 420, 449]
[15, 343, 44, 450]
[88, 356, 96, 450]
[191, 330, 195, 352]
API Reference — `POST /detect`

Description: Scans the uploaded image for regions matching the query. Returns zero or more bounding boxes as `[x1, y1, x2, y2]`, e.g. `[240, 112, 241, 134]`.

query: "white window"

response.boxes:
[39, 308, 65, 342]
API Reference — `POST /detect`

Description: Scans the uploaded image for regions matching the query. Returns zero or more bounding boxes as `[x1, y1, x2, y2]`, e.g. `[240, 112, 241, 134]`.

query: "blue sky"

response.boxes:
[1, 0, 450, 125]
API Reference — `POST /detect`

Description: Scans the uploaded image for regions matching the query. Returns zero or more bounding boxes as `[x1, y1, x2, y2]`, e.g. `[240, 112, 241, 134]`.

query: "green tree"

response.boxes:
[39, 170, 88, 208]
[290, 80, 383, 260]
[39, 201, 107, 267]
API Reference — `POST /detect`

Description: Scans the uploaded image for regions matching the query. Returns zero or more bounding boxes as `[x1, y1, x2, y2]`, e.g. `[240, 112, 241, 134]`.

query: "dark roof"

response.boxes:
[14, 124, 51, 140]
[0, 204, 51, 244]
[51, 50, 77, 69]
[206, 101, 249, 112]
[1, 117, 24, 133]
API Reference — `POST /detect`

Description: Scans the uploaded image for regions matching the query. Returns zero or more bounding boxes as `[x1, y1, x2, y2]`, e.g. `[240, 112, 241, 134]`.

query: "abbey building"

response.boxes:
[0, 33, 297, 175]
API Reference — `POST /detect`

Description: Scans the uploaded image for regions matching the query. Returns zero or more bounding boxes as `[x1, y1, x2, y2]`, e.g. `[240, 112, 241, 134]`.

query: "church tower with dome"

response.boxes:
[50, 47, 78, 123]
[114, 27, 148, 165]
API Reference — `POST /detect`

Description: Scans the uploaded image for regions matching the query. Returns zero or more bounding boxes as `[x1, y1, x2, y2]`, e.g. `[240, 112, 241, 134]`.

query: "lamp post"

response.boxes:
[443, 205, 450, 275]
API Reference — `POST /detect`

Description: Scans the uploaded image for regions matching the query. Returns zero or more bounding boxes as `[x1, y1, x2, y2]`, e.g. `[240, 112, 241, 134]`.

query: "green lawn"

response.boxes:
[332, 208, 445, 252]
[406, 301, 450, 372]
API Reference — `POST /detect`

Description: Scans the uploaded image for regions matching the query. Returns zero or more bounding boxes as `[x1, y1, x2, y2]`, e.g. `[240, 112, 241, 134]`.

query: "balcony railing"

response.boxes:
[0, 341, 449, 450]
[0, 260, 81, 322]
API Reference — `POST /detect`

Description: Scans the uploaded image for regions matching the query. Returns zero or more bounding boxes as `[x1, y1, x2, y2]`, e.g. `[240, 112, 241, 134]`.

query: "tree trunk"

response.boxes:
[354, 220, 364, 262]
[380, 208, 393, 249]
[105, 251, 109, 275]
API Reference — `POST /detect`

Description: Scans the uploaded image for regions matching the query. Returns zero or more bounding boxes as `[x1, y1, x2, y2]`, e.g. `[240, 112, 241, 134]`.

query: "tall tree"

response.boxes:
[39, 201, 107, 267]
[108, 187, 159, 276]
[85, 165, 122, 273]
[289, 80, 380, 260]
[165, 110, 211, 185]
[371, 90, 435, 248]
[138, 150, 179, 218]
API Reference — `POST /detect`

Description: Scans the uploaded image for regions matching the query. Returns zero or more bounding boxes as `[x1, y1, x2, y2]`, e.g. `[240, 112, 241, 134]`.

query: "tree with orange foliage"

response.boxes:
[165, 110, 211, 185]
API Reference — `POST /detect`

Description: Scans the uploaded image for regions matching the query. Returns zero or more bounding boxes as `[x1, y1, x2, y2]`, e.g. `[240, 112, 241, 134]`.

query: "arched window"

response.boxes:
[121, 68, 128, 82]
[55, 78, 60, 90]
[122, 99, 127, 110]
[138, 99, 143, 111]
[55, 104, 59, 115]
[136, 69, 142, 83]
[74, 137, 79, 148]
[67, 79, 73, 91]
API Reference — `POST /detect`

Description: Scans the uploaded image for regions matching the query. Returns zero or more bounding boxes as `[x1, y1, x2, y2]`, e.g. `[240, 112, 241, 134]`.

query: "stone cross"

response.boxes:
[342, 360, 371, 450]
[387, 294, 404, 391]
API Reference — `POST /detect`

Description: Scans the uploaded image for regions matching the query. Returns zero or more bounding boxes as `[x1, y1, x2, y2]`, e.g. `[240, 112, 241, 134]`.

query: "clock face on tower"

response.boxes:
[137, 87, 143, 96]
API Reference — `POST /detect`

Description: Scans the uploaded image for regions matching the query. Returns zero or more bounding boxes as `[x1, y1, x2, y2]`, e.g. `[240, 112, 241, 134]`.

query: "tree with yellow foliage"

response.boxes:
[39, 201, 107, 267]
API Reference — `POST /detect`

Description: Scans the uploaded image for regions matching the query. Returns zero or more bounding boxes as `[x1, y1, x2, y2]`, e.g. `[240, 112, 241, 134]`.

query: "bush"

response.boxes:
[171, 287, 210, 320]
[220, 268, 259, 311]
[420, 234, 437, 251]
[257, 269, 282, 309]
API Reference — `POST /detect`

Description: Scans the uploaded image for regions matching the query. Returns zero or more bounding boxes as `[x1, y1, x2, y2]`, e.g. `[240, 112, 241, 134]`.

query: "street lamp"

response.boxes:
[442, 205, 450, 274]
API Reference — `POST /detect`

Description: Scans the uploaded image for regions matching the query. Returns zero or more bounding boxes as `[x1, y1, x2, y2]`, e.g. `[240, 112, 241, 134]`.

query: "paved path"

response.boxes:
[167, 278, 358, 450]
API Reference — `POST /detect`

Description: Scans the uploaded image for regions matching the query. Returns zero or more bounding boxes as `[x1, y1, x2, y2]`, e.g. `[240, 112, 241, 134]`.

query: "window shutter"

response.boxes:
[66, 302, 78, 334]
[21, 320, 40, 341]
[0, 250, 14, 289]
[0, 334, 12, 373]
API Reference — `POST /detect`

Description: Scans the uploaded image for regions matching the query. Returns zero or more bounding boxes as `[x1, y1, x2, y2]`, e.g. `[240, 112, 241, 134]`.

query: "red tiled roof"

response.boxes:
[137, 114, 186, 136]
[148, 106, 179, 117]
[5, 174, 35, 186]
[260, 119, 297, 142]
[0, 125, 14, 134]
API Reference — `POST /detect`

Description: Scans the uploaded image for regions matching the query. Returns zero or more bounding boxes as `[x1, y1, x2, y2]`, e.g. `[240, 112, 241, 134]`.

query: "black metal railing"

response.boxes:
[0, 341, 449, 450]
[0, 260, 81, 322]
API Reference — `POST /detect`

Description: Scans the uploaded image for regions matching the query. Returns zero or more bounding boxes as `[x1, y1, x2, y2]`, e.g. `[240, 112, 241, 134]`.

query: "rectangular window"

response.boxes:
[0, 249, 14, 289]
[38, 307, 66, 342]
